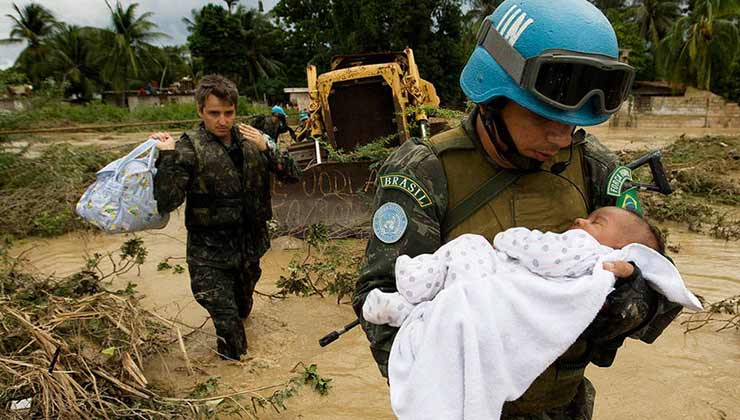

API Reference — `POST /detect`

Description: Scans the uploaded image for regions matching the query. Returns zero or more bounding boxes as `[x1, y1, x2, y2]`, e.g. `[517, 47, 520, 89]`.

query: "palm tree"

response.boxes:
[48, 25, 103, 100]
[235, 6, 284, 97]
[465, 0, 504, 29]
[659, 0, 740, 90]
[629, 0, 681, 49]
[102, 1, 169, 103]
[589, 0, 627, 11]
[462, 0, 505, 55]
[0, 3, 60, 84]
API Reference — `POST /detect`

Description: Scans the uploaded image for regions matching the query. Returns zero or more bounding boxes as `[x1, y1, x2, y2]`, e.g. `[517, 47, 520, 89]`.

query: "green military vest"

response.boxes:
[186, 128, 268, 230]
[427, 125, 593, 414]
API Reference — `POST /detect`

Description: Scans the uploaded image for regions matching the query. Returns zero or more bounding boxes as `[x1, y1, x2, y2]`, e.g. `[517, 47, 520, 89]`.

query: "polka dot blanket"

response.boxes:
[362, 229, 702, 420]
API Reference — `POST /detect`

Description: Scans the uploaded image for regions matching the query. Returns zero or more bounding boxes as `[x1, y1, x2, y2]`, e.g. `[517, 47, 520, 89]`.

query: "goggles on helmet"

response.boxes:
[476, 18, 635, 114]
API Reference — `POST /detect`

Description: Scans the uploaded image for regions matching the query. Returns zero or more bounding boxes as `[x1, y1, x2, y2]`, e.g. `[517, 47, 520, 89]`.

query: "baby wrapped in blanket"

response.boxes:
[362, 206, 702, 420]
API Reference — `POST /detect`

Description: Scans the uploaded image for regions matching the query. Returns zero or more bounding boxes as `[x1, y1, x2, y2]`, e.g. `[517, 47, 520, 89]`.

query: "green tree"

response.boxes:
[272, 0, 334, 84]
[712, 55, 740, 102]
[47, 25, 103, 100]
[659, 0, 740, 90]
[237, 6, 284, 97]
[588, 0, 628, 11]
[0, 3, 60, 85]
[327, 0, 468, 106]
[607, 9, 654, 80]
[629, 0, 681, 49]
[101, 1, 169, 99]
[464, 0, 504, 28]
[187, 4, 283, 97]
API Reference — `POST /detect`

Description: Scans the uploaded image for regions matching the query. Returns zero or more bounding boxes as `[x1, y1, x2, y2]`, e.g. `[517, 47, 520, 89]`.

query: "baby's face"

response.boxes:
[568, 207, 635, 249]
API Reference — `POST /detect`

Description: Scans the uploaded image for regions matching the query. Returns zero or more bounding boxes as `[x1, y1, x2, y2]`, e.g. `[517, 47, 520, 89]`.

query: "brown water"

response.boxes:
[8, 127, 740, 419]
[11, 213, 739, 419]
[5, 125, 738, 158]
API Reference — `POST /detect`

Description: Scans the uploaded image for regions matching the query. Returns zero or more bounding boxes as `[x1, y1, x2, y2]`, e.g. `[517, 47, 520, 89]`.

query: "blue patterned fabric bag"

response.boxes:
[76, 139, 169, 233]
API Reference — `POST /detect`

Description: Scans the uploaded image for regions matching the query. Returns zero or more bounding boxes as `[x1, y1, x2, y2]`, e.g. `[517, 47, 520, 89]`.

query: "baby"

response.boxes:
[363, 206, 667, 327]
[371, 206, 701, 420]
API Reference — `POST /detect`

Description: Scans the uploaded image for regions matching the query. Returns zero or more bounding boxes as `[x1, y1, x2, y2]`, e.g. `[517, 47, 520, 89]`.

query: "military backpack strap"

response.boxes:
[442, 170, 521, 236]
[424, 128, 521, 237]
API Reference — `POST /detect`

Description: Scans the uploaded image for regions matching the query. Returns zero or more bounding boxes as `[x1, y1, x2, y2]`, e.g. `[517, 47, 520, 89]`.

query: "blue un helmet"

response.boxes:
[271, 105, 287, 117]
[298, 111, 309, 122]
[460, 0, 635, 126]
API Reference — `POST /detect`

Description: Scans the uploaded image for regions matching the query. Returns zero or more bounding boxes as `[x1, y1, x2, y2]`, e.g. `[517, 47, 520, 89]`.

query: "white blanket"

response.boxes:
[363, 229, 702, 420]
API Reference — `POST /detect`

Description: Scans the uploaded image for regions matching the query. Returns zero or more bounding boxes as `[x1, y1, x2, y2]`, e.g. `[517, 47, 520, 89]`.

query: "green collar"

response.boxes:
[462, 108, 540, 171]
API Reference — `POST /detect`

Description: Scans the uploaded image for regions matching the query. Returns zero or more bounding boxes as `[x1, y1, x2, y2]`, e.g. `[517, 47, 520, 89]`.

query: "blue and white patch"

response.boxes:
[373, 202, 408, 244]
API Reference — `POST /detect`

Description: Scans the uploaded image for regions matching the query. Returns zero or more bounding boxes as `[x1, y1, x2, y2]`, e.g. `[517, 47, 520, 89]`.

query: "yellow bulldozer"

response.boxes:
[288, 48, 440, 165]
[272, 48, 443, 233]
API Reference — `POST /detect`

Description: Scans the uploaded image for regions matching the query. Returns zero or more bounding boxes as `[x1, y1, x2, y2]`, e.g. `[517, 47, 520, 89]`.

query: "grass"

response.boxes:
[0, 97, 271, 132]
[0, 143, 124, 238]
[620, 135, 740, 240]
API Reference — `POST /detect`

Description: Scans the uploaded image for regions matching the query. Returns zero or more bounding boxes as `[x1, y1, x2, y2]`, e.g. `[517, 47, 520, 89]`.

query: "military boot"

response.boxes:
[216, 325, 248, 360]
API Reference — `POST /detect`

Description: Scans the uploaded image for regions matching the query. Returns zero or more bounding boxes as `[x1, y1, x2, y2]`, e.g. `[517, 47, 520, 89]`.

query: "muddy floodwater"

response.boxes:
[7, 125, 740, 419]
[12, 211, 739, 420]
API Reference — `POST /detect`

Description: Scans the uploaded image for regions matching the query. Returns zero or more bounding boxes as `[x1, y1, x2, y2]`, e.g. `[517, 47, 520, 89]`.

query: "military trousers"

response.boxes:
[502, 378, 595, 420]
[189, 259, 262, 359]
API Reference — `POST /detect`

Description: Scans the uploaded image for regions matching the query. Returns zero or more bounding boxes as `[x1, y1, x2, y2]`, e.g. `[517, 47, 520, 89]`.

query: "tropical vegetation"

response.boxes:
[0, 0, 739, 107]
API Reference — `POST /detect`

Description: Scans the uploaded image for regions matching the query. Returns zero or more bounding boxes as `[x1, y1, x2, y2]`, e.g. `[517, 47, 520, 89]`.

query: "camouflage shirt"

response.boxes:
[154, 123, 301, 269]
[252, 114, 297, 142]
[353, 112, 681, 377]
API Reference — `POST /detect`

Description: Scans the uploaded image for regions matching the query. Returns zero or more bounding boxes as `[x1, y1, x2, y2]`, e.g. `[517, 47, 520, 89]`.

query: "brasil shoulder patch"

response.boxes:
[379, 173, 433, 208]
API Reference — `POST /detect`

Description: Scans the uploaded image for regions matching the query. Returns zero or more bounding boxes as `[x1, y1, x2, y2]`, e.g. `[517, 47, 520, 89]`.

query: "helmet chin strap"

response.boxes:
[482, 106, 542, 172]
[482, 105, 575, 174]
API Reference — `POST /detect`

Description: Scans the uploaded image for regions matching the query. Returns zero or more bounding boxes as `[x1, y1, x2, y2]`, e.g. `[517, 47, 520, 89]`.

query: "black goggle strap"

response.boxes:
[477, 17, 527, 85]
[477, 17, 634, 98]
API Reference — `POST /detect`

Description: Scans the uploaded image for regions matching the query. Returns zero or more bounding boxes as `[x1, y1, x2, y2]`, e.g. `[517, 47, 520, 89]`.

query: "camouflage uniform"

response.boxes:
[154, 123, 300, 359]
[352, 110, 681, 418]
[252, 114, 297, 143]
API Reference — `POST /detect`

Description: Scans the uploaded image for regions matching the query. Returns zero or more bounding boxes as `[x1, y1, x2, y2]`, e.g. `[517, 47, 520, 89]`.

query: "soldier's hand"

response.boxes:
[603, 261, 635, 278]
[238, 123, 268, 151]
[585, 264, 656, 342]
[151, 132, 175, 150]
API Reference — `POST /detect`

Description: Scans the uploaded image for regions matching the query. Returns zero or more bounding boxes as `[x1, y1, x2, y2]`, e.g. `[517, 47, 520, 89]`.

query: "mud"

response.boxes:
[4, 124, 738, 156]
[5, 124, 740, 418]
[588, 126, 740, 152]
[10, 212, 739, 419]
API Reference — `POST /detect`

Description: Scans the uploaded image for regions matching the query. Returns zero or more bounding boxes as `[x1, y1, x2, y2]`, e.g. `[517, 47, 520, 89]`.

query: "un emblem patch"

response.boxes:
[373, 202, 408, 244]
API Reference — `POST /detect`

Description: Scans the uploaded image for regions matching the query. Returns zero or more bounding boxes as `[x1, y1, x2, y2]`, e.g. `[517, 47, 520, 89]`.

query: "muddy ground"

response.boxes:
[6, 126, 740, 419]
[4, 123, 740, 156]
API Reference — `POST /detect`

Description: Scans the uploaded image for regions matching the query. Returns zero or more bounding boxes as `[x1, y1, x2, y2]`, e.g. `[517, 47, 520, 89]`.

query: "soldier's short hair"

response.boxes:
[195, 75, 239, 110]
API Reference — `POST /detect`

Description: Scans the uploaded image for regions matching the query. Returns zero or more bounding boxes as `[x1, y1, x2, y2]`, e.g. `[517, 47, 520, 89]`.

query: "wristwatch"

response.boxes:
[262, 133, 277, 152]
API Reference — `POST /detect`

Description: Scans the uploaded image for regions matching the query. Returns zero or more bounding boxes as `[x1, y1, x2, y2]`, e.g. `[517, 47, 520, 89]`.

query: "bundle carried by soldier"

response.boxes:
[364, 208, 701, 420]
[76, 138, 170, 233]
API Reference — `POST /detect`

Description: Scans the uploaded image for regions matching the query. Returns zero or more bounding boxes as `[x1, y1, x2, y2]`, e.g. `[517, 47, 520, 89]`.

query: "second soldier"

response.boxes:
[152, 75, 301, 360]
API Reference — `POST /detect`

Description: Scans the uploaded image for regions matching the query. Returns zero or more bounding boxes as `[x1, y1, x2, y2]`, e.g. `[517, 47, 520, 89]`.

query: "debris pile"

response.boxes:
[0, 238, 332, 419]
[0, 238, 174, 418]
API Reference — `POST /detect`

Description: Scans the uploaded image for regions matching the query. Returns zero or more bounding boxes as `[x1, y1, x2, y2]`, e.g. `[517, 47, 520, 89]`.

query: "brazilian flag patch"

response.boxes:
[379, 173, 433, 208]
[617, 187, 643, 215]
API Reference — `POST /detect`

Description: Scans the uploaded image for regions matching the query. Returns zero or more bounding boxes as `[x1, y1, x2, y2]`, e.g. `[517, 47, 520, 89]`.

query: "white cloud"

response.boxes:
[0, 0, 278, 69]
